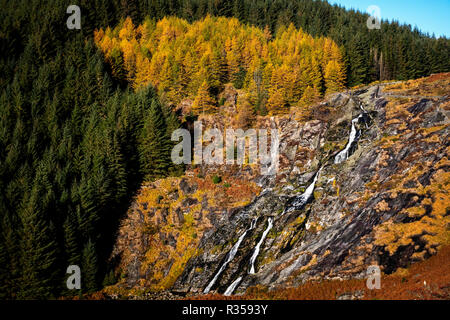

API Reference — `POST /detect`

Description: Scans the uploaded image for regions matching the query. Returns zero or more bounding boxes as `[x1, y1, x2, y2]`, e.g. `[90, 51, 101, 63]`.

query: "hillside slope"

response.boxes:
[1, 1, 449, 300]
[106, 73, 449, 299]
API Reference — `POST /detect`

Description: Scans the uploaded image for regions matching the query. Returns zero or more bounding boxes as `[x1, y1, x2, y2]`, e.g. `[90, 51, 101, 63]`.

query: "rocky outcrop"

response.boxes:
[109, 74, 450, 297]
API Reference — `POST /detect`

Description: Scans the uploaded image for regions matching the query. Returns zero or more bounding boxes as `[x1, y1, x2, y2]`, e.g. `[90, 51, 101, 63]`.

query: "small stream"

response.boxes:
[249, 218, 274, 274]
[283, 169, 321, 215]
[334, 115, 363, 164]
[224, 276, 243, 296]
[203, 218, 257, 294]
[207, 109, 369, 296]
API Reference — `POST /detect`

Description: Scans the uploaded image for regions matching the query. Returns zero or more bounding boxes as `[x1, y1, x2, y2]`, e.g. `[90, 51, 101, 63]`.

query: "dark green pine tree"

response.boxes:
[347, 33, 370, 86]
[195, 0, 209, 20]
[102, 270, 117, 287]
[138, 100, 172, 180]
[0, 215, 10, 299]
[217, 0, 233, 17]
[0, 237, 7, 299]
[0, 211, 20, 299]
[232, 0, 246, 23]
[96, 0, 115, 29]
[63, 212, 80, 266]
[162, 105, 181, 137]
[121, 0, 140, 24]
[163, 105, 184, 176]
[18, 192, 58, 299]
[61, 211, 82, 296]
[81, 239, 98, 293]
[181, 0, 195, 22]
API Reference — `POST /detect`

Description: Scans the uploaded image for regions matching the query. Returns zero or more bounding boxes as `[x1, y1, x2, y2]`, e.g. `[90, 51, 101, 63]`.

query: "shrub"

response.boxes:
[212, 175, 222, 184]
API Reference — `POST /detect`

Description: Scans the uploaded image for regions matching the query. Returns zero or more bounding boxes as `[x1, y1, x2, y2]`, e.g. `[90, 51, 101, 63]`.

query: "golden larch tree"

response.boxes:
[324, 60, 346, 95]
[192, 80, 216, 115]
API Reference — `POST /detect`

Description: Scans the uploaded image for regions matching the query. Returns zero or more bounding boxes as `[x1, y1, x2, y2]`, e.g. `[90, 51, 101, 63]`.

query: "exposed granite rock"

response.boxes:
[110, 74, 450, 298]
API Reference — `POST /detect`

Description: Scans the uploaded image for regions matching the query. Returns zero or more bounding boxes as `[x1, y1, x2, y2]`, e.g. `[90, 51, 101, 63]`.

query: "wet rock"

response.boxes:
[112, 76, 450, 296]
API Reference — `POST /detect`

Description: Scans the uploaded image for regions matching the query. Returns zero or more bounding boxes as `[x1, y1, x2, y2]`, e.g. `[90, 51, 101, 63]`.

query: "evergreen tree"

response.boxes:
[0, 239, 7, 299]
[0, 212, 20, 299]
[102, 270, 117, 287]
[267, 90, 289, 116]
[81, 240, 98, 293]
[63, 213, 80, 266]
[298, 85, 320, 111]
[138, 100, 172, 180]
[18, 191, 58, 298]
[324, 60, 346, 95]
[347, 33, 370, 86]
[192, 80, 217, 115]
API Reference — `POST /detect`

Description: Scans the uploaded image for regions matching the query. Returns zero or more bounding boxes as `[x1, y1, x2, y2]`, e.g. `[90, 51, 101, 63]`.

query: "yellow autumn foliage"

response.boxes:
[94, 16, 346, 115]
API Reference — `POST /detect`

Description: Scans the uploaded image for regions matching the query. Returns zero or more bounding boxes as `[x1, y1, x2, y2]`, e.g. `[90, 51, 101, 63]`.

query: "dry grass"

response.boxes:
[109, 171, 261, 292]
[384, 73, 450, 97]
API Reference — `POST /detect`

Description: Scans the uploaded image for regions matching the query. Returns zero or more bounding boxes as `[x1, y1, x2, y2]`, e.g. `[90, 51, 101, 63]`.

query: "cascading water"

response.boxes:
[360, 104, 367, 114]
[222, 106, 371, 295]
[203, 218, 257, 294]
[250, 217, 258, 229]
[223, 217, 273, 295]
[249, 218, 274, 274]
[283, 169, 321, 215]
[224, 170, 320, 294]
[224, 276, 243, 296]
[334, 115, 363, 164]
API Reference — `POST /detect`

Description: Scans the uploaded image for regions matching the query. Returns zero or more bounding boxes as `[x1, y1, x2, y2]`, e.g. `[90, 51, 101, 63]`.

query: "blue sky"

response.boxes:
[329, 0, 450, 37]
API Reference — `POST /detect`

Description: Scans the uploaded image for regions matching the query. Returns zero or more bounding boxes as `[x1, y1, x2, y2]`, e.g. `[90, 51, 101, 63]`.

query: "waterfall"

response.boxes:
[249, 218, 274, 274]
[360, 104, 370, 128]
[250, 217, 258, 229]
[223, 217, 273, 295]
[359, 103, 367, 113]
[223, 276, 243, 296]
[334, 115, 363, 164]
[283, 169, 321, 215]
[203, 218, 257, 294]
[203, 231, 247, 294]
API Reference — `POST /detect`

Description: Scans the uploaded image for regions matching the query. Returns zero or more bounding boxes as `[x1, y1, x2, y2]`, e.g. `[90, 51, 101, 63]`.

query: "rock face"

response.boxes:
[110, 74, 450, 297]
